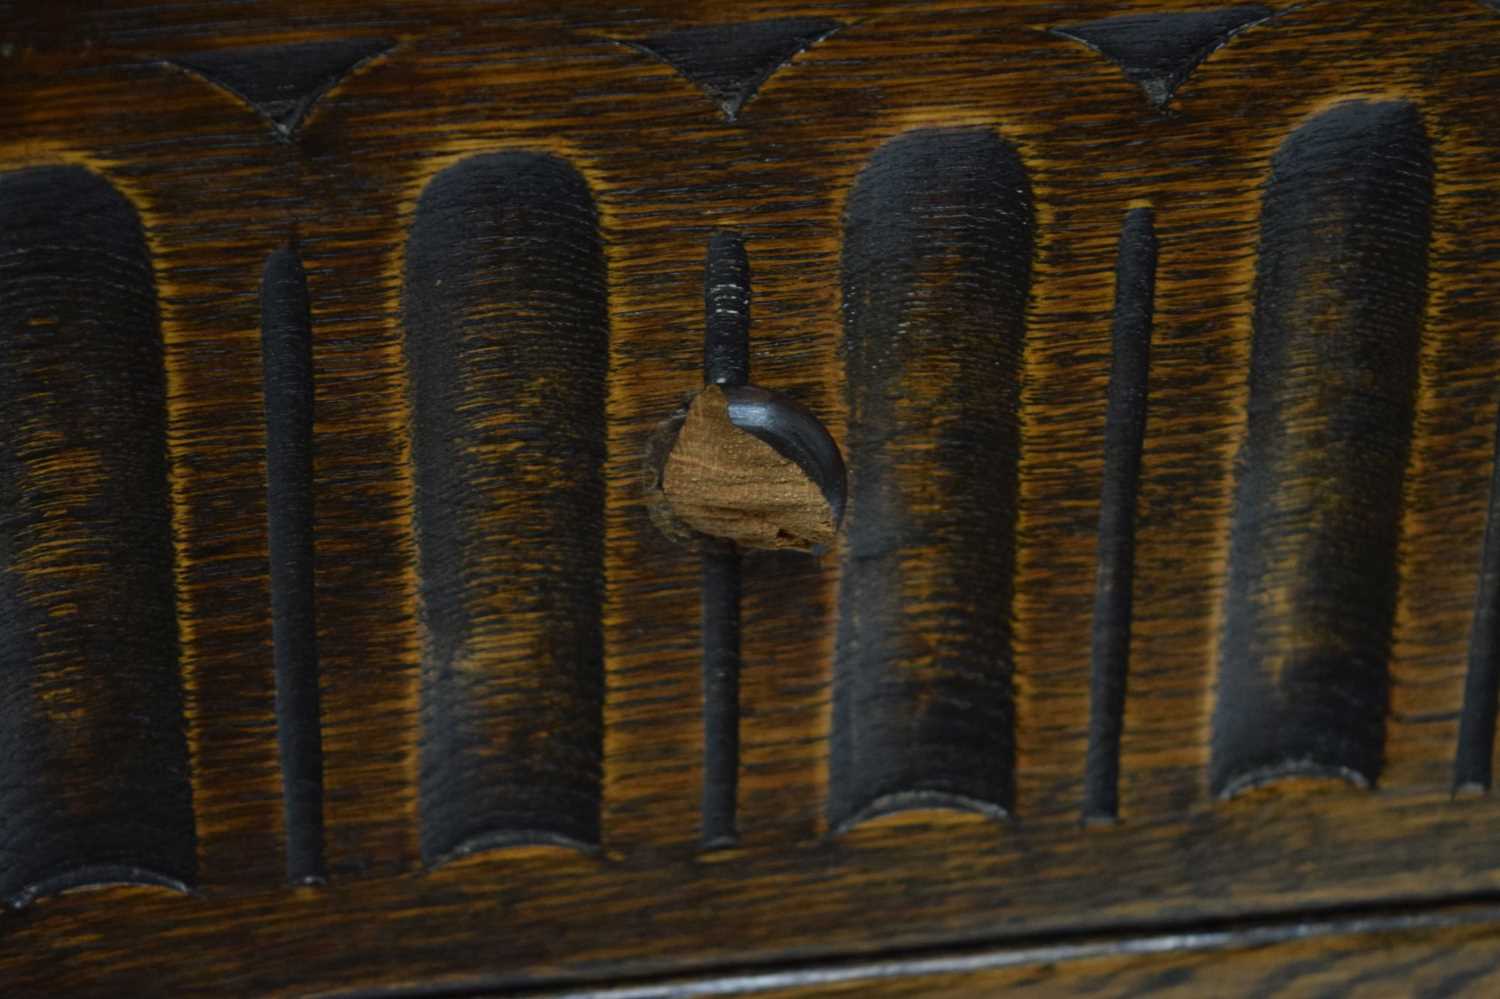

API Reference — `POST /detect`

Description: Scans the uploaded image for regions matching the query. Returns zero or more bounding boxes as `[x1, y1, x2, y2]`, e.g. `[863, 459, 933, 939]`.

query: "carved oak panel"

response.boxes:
[2, 1, 1499, 993]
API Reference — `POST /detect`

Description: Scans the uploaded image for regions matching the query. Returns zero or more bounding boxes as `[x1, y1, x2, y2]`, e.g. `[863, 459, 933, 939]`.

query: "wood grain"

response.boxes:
[661, 387, 838, 551]
[632, 904, 1500, 998]
[1, 1, 1499, 994]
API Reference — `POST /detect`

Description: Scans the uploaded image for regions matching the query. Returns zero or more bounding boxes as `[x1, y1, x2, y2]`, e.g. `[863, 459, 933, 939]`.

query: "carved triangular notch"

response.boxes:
[627, 18, 842, 122]
[171, 38, 393, 139]
[1053, 6, 1274, 109]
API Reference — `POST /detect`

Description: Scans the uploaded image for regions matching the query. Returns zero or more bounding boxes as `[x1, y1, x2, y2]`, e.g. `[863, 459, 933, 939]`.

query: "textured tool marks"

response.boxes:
[404, 152, 607, 864]
[260, 246, 325, 884]
[832, 129, 1033, 830]
[1212, 101, 1433, 798]
[0, 165, 193, 906]
[1084, 208, 1157, 825]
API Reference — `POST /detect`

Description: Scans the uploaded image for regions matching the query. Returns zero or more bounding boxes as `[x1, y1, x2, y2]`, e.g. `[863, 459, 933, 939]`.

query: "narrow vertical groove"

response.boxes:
[1083, 207, 1157, 825]
[0, 165, 194, 906]
[1454, 398, 1500, 794]
[833, 128, 1033, 831]
[701, 546, 742, 847]
[704, 231, 750, 387]
[700, 231, 749, 848]
[260, 245, 326, 884]
[405, 152, 607, 864]
[1211, 101, 1433, 798]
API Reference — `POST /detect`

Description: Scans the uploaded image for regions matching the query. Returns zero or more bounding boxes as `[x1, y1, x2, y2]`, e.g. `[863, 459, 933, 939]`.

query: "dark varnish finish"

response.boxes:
[171, 38, 393, 138]
[626, 18, 842, 122]
[832, 128, 1033, 831]
[701, 232, 749, 848]
[1454, 398, 1500, 794]
[1083, 208, 1157, 825]
[1211, 101, 1433, 798]
[404, 152, 607, 864]
[1053, 6, 1274, 108]
[260, 246, 326, 883]
[0, 165, 193, 907]
[11, 4, 1500, 994]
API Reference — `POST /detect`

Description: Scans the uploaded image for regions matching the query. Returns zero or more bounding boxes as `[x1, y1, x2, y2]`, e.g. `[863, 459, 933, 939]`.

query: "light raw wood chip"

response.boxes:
[661, 386, 836, 551]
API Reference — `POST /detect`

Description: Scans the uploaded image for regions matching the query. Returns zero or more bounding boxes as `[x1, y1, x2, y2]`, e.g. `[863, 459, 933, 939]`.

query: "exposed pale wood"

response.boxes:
[660, 386, 838, 551]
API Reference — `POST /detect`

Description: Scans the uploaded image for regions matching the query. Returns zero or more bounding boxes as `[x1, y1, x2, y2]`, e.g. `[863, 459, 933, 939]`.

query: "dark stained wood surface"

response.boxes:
[531, 901, 1500, 997]
[661, 908, 1500, 998]
[1, 1, 1500, 994]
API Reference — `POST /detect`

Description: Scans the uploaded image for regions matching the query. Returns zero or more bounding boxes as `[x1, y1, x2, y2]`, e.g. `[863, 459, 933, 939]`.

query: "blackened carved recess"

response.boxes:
[0, 165, 194, 907]
[260, 246, 326, 884]
[1053, 6, 1274, 108]
[1455, 396, 1500, 794]
[170, 38, 393, 139]
[832, 129, 1033, 831]
[404, 152, 607, 864]
[626, 18, 842, 122]
[1083, 207, 1157, 825]
[1211, 101, 1433, 798]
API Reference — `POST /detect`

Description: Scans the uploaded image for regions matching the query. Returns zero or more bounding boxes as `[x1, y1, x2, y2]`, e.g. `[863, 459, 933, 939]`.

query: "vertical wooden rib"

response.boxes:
[1083, 207, 1156, 825]
[832, 128, 1033, 831]
[0, 165, 194, 906]
[1211, 101, 1433, 798]
[404, 152, 607, 864]
[260, 245, 326, 883]
[1455, 398, 1500, 794]
[701, 231, 749, 848]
